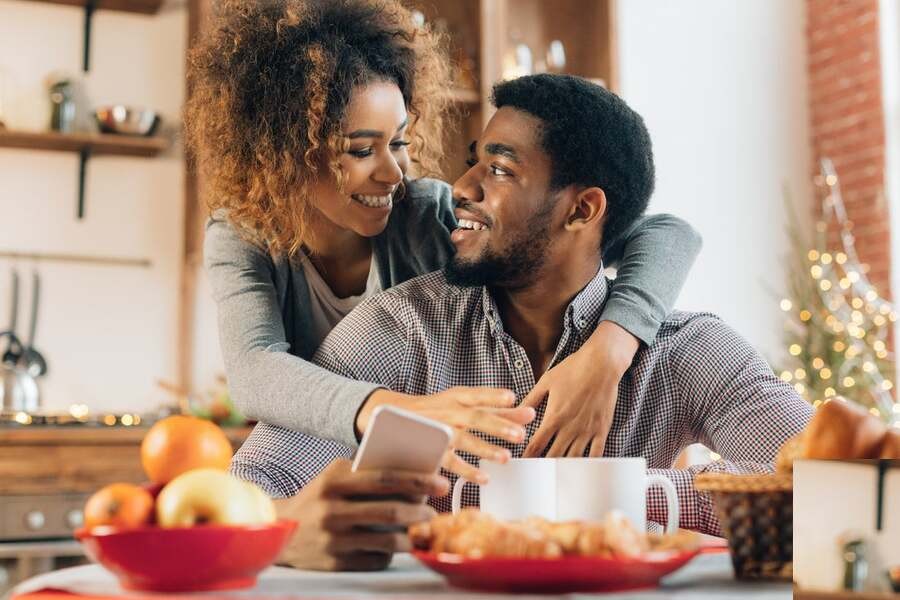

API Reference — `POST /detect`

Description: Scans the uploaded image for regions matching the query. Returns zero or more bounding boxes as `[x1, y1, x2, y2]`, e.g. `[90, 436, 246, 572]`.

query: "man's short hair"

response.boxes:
[491, 74, 655, 250]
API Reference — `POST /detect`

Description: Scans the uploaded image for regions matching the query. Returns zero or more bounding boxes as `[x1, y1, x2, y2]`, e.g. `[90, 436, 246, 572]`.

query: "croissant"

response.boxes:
[408, 509, 687, 559]
[776, 398, 900, 470]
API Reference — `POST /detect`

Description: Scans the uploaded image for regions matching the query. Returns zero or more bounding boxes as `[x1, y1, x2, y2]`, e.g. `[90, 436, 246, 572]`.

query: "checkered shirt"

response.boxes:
[231, 268, 813, 536]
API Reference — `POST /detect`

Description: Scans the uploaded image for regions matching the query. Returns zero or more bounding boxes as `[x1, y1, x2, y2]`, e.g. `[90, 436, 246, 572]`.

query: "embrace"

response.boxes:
[186, 0, 813, 572]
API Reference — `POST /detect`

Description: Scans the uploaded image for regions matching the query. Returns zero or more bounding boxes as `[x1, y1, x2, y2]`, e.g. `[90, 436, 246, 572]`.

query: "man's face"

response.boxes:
[446, 107, 561, 290]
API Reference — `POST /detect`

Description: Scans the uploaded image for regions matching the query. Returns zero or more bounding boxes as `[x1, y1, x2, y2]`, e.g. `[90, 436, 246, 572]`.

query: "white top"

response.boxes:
[297, 249, 382, 349]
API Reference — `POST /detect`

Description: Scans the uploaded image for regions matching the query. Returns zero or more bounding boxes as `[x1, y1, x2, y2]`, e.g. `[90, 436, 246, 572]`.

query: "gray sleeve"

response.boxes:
[204, 217, 380, 448]
[600, 214, 702, 345]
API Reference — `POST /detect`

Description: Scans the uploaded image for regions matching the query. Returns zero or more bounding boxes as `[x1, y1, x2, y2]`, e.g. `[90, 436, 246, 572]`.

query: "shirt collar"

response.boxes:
[479, 265, 610, 339]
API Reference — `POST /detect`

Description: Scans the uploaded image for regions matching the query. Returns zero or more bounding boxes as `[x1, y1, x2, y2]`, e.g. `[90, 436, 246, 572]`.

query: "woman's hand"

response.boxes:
[274, 459, 447, 571]
[357, 387, 535, 484]
[521, 321, 640, 458]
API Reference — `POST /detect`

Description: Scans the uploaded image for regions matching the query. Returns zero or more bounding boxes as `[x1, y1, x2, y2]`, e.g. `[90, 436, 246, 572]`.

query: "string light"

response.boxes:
[780, 158, 897, 426]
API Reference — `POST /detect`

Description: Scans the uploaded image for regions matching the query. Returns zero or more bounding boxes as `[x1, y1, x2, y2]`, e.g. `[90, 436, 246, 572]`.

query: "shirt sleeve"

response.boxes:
[599, 214, 703, 345]
[644, 317, 814, 536]
[204, 216, 380, 448]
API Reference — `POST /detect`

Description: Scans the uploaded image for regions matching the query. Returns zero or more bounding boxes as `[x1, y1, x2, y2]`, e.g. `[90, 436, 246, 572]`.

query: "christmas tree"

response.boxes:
[780, 158, 898, 425]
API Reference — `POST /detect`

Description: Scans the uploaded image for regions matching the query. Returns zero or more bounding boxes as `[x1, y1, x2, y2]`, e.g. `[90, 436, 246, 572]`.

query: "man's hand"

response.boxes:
[357, 387, 535, 484]
[522, 321, 639, 458]
[274, 459, 449, 571]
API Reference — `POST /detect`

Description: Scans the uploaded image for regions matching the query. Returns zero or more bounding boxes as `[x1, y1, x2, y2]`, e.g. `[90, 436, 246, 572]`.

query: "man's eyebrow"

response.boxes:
[468, 141, 477, 155]
[483, 142, 520, 163]
[345, 118, 409, 139]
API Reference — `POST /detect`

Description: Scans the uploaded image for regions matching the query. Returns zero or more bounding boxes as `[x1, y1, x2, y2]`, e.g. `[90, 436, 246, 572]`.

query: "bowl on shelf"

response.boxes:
[94, 105, 160, 136]
[75, 519, 296, 592]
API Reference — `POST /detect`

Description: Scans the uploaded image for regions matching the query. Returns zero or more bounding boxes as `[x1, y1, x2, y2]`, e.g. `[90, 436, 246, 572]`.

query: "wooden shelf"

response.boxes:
[25, 0, 164, 15]
[0, 129, 168, 158]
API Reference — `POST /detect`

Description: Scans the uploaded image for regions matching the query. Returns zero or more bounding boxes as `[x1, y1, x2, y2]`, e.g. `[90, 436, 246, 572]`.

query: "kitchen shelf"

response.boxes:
[0, 129, 168, 218]
[0, 129, 167, 157]
[26, 0, 164, 15]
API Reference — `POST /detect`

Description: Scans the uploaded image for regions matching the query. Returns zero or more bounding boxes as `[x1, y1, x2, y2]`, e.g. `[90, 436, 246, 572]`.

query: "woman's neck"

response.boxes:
[302, 209, 373, 297]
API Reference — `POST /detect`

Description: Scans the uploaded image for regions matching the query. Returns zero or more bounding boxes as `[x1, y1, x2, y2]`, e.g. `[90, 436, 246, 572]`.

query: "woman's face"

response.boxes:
[309, 81, 410, 239]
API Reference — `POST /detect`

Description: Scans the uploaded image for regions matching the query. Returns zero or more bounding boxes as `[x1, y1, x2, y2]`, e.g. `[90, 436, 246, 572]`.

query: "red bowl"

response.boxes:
[75, 519, 296, 592]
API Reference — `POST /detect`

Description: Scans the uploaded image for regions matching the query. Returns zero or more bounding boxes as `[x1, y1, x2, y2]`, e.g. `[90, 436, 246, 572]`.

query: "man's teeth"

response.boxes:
[458, 218, 488, 231]
[352, 194, 392, 208]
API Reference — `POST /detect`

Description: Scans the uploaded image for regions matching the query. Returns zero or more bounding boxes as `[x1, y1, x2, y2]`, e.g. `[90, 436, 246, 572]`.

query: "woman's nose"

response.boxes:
[374, 152, 403, 185]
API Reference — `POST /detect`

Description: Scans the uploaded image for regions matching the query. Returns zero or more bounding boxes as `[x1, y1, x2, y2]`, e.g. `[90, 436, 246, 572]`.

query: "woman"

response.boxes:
[186, 0, 702, 484]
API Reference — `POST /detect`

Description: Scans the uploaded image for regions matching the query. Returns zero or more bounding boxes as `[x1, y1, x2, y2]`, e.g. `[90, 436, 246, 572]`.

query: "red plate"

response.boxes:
[413, 544, 723, 594]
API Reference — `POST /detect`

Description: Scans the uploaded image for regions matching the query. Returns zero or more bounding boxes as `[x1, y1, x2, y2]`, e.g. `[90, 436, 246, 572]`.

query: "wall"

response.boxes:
[0, 0, 187, 414]
[883, 0, 900, 349]
[616, 0, 813, 361]
[806, 0, 890, 298]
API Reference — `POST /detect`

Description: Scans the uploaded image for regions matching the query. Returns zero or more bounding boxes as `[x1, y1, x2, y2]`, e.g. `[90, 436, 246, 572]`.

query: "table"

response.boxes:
[8, 552, 791, 599]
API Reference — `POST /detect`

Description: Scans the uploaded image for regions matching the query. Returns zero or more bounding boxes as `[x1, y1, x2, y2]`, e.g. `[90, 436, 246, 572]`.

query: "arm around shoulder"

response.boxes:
[599, 214, 702, 345]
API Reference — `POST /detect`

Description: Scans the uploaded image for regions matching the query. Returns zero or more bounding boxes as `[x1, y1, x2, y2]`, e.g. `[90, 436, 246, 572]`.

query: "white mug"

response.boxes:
[450, 457, 680, 533]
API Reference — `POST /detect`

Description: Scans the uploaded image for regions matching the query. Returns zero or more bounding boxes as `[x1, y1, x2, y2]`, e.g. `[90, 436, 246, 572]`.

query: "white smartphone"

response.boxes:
[351, 405, 453, 474]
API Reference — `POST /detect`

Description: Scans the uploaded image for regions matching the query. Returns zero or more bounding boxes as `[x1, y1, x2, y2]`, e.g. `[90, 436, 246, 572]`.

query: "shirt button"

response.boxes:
[514, 359, 525, 369]
[577, 317, 587, 328]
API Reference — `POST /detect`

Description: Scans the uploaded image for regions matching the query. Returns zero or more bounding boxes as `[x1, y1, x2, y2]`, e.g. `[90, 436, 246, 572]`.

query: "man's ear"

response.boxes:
[564, 187, 607, 231]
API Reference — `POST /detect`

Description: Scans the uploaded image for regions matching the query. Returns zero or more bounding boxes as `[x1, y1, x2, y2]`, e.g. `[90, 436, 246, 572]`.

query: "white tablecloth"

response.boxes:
[11, 553, 791, 599]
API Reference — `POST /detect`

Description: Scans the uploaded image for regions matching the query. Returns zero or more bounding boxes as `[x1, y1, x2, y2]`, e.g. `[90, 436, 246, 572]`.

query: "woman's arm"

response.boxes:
[599, 213, 703, 346]
[522, 213, 702, 459]
[204, 217, 379, 448]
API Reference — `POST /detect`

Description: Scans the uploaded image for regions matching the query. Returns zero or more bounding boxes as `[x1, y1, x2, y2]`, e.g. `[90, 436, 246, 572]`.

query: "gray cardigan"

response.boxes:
[204, 178, 702, 448]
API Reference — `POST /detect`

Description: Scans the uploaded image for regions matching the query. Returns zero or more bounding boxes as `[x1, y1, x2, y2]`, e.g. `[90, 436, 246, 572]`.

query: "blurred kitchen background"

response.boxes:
[1, 0, 899, 592]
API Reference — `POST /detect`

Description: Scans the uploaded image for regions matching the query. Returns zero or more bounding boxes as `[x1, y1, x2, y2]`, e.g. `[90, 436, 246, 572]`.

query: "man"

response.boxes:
[233, 73, 813, 569]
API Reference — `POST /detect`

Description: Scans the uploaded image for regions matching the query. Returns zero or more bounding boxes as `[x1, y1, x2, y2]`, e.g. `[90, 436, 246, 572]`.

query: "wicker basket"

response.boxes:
[694, 472, 793, 581]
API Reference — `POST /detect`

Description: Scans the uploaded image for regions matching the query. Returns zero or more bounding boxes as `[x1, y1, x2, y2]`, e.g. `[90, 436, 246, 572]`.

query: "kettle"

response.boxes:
[0, 331, 39, 412]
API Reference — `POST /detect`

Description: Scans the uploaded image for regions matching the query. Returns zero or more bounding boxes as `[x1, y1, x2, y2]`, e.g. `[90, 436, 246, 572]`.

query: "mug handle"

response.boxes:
[450, 477, 474, 514]
[646, 474, 680, 534]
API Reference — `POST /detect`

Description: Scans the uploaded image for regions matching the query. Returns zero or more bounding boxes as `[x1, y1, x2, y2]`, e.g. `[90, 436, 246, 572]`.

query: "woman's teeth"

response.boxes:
[352, 194, 392, 208]
[457, 218, 488, 231]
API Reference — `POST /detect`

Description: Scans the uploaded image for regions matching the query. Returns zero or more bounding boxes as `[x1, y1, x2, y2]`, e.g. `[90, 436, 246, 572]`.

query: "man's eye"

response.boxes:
[348, 148, 373, 158]
[465, 157, 478, 168]
[490, 165, 509, 176]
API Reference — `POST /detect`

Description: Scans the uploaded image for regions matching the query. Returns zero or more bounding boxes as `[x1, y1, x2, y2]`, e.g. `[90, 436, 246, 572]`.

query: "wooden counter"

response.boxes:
[0, 426, 252, 495]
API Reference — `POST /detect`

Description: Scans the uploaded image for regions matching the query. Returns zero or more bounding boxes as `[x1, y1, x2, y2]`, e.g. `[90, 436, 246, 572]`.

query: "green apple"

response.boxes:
[156, 468, 276, 527]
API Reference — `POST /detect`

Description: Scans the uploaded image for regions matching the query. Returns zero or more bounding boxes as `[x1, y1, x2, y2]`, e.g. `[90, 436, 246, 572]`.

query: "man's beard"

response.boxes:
[444, 200, 556, 291]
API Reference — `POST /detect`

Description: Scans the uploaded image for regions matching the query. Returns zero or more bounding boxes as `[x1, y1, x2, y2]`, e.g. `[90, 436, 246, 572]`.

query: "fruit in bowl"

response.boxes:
[77, 416, 296, 591]
[156, 468, 276, 527]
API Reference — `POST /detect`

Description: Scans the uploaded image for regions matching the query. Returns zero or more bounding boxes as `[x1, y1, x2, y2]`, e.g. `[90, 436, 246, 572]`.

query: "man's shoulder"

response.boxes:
[367, 270, 470, 311]
[652, 310, 732, 349]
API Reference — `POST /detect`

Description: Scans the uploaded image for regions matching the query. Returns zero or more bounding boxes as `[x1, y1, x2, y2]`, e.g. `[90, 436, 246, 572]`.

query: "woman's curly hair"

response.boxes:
[185, 0, 453, 255]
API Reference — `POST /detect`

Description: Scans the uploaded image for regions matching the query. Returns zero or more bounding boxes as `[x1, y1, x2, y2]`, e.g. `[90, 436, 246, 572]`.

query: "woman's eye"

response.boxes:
[390, 140, 411, 150]
[348, 148, 373, 158]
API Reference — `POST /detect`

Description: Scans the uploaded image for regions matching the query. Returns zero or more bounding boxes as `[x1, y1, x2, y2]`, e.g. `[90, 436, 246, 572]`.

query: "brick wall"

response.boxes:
[806, 0, 891, 297]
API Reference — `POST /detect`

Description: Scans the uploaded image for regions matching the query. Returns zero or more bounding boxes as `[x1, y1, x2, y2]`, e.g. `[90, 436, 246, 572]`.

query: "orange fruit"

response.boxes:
[84, 483, 154, 530]
[140, 415, 233, 484]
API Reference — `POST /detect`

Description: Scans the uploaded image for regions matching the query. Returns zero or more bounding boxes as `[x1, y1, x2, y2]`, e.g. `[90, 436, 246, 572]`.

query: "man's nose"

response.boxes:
[452, 165, 483, 204]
